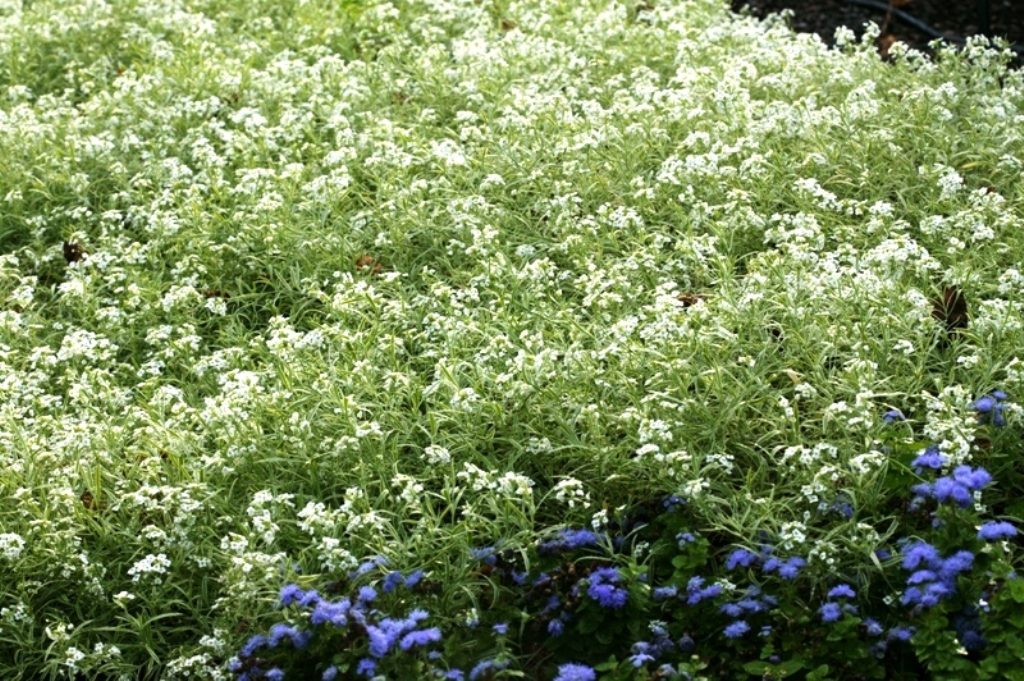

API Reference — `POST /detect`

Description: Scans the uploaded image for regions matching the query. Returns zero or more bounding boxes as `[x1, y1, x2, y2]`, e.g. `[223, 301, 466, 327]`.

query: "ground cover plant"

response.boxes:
[0, 0, 1023, 678]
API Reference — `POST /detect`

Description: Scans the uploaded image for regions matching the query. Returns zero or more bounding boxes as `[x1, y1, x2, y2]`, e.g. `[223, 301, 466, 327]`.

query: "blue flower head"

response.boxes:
[279, 584, 304, 607]
[911, 445, 946, 474]
[827, 584, 856, 599]
[882, 409, 905, 424]
[723, 620, 750, 638]
[653, 586, 678, 601]
[404, 569, 425, 589]
[974, 391, 1009, 427]
[725, 548, 759, 570]
[662, 495, 686, 512]
[553, 663, 596, 681]
[819, 602, 843, 623]
[399, 627, 441, 651]
[778, 556, 806, 580]
[356, 658, 376, 678]
[382, 571, 405, 593]
[978, 521, 1018, 541]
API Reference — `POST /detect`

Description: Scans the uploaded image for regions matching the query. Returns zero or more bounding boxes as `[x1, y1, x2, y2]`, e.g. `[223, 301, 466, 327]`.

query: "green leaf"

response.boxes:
[1009, 578, 1024, 604]
[743, 661, 771, 676]
[806, 664, 831, 681]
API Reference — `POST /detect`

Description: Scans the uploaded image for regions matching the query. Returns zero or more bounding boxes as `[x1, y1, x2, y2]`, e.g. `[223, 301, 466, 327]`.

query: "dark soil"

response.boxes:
[730, 0, 1024, 65]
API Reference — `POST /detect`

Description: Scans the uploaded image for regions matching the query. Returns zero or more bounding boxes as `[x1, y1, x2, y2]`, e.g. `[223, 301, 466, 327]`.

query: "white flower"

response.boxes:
[128, 553, 172, 583]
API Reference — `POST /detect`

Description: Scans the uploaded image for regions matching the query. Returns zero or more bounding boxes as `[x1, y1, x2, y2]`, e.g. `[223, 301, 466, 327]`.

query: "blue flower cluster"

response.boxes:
[819, 584, 857, 623]
[719, 585, 778, 639]
[910, 456, 991, 510]
[900, 541, 974, 610]
[585, 567, 630, 609]
[537, 529, 604, 555]
[231, 567, 445, 681]
[973, 390, 1008, 427]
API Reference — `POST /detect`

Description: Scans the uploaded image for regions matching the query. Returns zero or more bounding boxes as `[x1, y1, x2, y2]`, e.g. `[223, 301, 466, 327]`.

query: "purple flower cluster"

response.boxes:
[882, 409, 905, 424]
[652, 575, 723, 606]
[554, 663, 596, 681]
[900, 541, 974, 609]
[973, 390, 1008, 427]
[627, 625, 677, 668]
[586, 567, 629, 609]
[762, 555, 806, 580]
[232, 573, 444, 681]
[978, 520, 1018, 541]
[537, 529, 604, 555]
[724, 548, 759, 571]
[910, 445, 945, 474]
[818, 584, 857, 623]
[718, 585, 777, 640]
[911, 464, 991, 509]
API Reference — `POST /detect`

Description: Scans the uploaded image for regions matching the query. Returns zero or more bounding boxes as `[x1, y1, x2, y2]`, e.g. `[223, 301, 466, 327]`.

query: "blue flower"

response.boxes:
[587, 568, 629, 609]
[399, 627, 442, 651]
[778, 556, 806, 580]
[382, 571, 405, 593]
[265, 669, 285, 681]
[356, 658, 376, 677]
[630, 653, 655, 667]
[280, 584, 304, 606]
[882, 409, 905, 424]
[538, 529, 602, 554]
[911, 445, 945, 473]
[547, 619, 564, 636]
[310, 599, 350, 627]
[955, 465, 992, 490]
[404, 569, 425, 588]
[653, 586, 678, 601]
[961, 629, 986, 650]
[493, 623, 508, 636]
[974, 395, 996, 413]
[725, 548, 759, 570]
[979, 521, 1017, 541]
[444, 671, 465, 681]
[469, 546, 498, 565]
[676, 532, 696, 546]
[353, 556, 388, 577]
[888, 626, 915, 642]
[662, 495, 686, 511]
[239, 634, 268, 657]
[297, 590, 321, 608]
[553, 663, 596, 681]
[267, 623, 310, 649]
[719, 603, 743, 618]
[827, 584, 856, 599]
[357, 586, 377, 604]
[901, 542, 940, 570]
[469, 659, 509, 681]
[588, 583, 628, 608]
[973, 392, 1009, 427]
[723, 620, 750, 638]
[677, 635, 695, 651]
[819, 602, 843, 623]
[685, 576, 721, 605]
[863, 619, 883, 636]
[940, 551, 975, 578]
[322, 667, 338, 681]
[907, 569, 937, 585]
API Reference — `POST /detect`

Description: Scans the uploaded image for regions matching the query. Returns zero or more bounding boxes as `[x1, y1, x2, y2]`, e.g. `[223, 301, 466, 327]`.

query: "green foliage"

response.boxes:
[0, 0, 1023, 677]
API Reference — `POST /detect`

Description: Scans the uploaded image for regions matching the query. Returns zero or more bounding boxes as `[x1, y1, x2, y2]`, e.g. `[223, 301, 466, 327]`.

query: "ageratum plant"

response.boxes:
[0, 0, 1023, 677]
[231, 430, 1022, 679]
